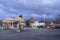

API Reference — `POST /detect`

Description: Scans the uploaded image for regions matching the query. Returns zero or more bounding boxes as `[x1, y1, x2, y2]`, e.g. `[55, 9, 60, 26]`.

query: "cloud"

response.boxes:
[40, 0, 55, 5]
[0, 0, 60, 20]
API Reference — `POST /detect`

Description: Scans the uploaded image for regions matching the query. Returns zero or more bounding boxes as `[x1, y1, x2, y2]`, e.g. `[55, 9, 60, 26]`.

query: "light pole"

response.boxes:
[43, 14, 46, 28]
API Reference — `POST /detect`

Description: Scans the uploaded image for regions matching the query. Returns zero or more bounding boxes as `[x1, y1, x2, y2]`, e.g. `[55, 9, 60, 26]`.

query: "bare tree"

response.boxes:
[56, 14, 60, 21]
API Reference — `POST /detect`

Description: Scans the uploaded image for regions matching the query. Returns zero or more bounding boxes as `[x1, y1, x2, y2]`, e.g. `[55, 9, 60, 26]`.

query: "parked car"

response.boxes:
[55, 25, 60, 29]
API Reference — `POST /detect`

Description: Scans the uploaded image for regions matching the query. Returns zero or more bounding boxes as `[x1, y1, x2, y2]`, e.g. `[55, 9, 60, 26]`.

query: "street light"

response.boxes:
[43, 14, 47, 28]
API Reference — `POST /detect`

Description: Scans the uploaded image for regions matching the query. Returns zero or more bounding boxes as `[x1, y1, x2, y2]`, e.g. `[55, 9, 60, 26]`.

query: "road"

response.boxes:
[0, 28, 60, 40]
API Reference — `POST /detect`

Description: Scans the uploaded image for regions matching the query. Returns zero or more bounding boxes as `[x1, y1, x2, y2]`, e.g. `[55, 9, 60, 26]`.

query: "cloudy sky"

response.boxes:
[0, 0, 60, 20]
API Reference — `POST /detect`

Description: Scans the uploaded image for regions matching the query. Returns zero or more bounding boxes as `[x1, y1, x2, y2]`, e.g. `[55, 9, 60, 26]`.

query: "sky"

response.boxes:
[0, 0, 60, 20]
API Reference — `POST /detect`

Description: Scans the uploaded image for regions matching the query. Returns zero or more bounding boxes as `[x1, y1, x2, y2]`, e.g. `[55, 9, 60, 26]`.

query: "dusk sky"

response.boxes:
[0, 0, 60, 20]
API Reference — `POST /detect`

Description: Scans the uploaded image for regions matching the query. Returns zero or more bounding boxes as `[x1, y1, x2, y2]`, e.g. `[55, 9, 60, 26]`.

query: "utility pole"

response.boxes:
[43, 14, 46, 28]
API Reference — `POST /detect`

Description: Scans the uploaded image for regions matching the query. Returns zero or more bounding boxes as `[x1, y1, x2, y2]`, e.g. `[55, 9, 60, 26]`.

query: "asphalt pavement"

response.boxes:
[0, 28, 60, 40]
